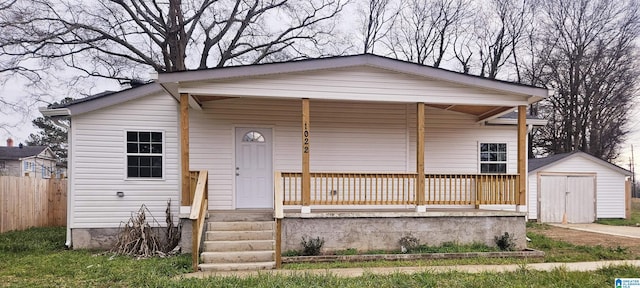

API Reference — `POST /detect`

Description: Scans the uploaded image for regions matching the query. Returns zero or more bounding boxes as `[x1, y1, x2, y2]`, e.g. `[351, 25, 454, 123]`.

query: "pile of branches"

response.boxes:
[111, 200, 181, 258]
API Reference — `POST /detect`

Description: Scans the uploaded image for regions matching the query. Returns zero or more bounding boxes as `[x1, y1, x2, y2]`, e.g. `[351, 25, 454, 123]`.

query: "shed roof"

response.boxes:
[528, 151, 632, 176]
[0, 146, 48, 160]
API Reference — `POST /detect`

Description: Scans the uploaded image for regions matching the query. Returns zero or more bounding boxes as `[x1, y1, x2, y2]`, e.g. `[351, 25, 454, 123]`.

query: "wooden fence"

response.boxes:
[0, 176, 67, 233]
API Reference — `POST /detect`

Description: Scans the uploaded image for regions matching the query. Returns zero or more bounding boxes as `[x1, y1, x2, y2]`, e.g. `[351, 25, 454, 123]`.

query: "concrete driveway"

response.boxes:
[549, 223, 640, 239]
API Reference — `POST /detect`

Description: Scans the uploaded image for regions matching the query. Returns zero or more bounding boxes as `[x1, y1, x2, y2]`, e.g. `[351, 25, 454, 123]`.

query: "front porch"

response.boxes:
[162, 55, 549, 271]
[184, 169, 527, 271]
[178, 98, 531, 271]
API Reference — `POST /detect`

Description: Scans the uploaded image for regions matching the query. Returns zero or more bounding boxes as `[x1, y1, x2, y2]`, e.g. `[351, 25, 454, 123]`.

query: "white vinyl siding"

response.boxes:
[69, 92, 179, 228]
[181, 66, 529, 106]
[190, 99, 519, 210]
[528, 171, 538, 219]
[407, 106, 518, 174]
[528, 156, 627, 219]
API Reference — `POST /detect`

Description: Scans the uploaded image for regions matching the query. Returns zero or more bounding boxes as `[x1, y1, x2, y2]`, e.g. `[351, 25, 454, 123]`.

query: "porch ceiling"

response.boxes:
[425, 104, 513, 120]
[191, 95, 515, 121]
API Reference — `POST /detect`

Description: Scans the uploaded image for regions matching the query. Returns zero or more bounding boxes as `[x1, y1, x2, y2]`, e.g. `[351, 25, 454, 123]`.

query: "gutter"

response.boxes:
[485, 118, 548, 126]
[39, 107, 71, 117]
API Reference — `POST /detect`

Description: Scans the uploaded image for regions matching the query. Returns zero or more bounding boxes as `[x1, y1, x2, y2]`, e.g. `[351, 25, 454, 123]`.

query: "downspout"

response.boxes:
[65, 120, 72, 248]
[54, 119, 72, 248]
[48, 117, 72, 248]
[39, 107, 72, 247]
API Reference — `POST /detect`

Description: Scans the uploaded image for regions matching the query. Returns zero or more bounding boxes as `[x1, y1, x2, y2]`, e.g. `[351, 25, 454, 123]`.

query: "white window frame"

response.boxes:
[125, 130, 165, 180]
[479, 142, 507, 173]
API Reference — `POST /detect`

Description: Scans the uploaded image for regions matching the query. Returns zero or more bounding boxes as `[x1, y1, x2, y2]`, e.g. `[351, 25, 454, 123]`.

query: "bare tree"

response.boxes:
[358, 0, 397, 54]
[386, 0, 468, 67]
[531, 0, 640, 161]
[474, 0, 532, 80]
[1, 0, 347, 82]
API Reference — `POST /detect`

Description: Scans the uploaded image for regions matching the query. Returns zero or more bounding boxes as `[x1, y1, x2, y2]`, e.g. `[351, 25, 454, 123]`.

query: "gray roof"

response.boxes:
[528, 151, 632, 176]
[49, 90, 118, 109]
[45, 54, 550, 117]
[0, 146, 48, 160]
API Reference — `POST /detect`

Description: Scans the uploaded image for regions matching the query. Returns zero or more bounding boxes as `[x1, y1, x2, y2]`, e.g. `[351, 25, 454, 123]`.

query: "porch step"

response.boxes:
[207, 210, 273, 222]
[208, 221, 274, 231]
[203, 240, 275, 252]
[201, 250, 275, 263]
[199, 262, 276, 272]
[206, 230, 274, 241]
[199, 217, 276, 272]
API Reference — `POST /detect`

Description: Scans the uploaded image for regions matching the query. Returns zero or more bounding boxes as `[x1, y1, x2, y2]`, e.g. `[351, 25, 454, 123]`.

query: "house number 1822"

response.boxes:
[303, 123, 309, 153]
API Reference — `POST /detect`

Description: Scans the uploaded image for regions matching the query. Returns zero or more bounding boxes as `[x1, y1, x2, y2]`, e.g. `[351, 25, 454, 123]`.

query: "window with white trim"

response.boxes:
[480, 143, 507, 173]
[126, 131, 163, 178]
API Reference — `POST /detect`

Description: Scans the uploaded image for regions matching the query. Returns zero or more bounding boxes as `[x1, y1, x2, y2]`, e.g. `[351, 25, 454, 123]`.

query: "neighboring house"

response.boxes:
[0, 138, 60, 178]
[41, 54, 549, 271]
[528, 151, 632, 223]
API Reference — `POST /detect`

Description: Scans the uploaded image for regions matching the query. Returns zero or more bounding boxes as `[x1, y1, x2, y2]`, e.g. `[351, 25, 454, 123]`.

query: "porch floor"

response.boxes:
[205, 208, 526, 218]
[282, 208, 525, 218]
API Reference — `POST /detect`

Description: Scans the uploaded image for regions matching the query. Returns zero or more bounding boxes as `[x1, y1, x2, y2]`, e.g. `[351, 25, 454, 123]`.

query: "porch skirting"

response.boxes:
[281, 211, 527, 252]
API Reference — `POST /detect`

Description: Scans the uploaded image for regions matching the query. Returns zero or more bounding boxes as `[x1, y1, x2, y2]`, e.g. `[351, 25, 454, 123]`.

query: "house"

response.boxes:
[40, 54, 549, 271]
[528, 151, 632, 223]
[0, 138, 60, 178]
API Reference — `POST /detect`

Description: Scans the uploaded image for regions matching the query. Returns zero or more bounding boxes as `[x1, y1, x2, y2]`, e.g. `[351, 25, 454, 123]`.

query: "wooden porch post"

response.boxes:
[416, 102, 426, 212]
[180, 93, 191, 206]
[301, 98, 311, 213]
[517, 105, 526, 206]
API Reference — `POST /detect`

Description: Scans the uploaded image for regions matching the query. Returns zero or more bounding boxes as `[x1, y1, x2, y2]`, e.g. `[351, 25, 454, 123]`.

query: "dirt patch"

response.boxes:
[529, 225, 640, 255]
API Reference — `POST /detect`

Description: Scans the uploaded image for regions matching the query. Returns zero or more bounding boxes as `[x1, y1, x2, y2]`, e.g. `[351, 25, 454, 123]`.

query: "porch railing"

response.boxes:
[278, 172, 519, 206]
[425, 174, 519, 205]
[189, 170, 208, 272]
[280, 172, 416, 205]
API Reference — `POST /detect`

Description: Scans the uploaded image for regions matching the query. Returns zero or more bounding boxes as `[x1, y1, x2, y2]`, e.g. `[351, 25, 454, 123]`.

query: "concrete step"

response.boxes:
[199, 262, 275, 271]
[208, 221, 274, 231]
[208, 211, 273, 222]
[203, 239, 275, 252]
[201, 250, 275, 263]
[206, 230, 273, 241]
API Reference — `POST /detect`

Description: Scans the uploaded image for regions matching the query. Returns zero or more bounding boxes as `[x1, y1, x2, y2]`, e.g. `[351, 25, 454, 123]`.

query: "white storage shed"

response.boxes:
[528, 151, 632, 223]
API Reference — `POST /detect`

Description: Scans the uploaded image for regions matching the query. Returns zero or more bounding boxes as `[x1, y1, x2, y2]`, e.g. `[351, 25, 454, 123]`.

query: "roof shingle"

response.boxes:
[0, 146, 48, 160]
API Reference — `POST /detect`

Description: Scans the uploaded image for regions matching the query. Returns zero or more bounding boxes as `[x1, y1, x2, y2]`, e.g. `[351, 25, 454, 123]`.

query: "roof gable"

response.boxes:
[159, 54, 549, 100]
[528, 151, 632, 176]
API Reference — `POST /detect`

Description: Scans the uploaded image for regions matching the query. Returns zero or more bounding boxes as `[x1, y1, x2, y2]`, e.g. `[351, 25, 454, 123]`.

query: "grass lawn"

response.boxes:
[2, 227, 640, 287]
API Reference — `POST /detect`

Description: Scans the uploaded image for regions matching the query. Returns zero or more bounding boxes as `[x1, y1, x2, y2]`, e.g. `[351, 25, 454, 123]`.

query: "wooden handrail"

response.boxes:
[189, 170, 208, 272]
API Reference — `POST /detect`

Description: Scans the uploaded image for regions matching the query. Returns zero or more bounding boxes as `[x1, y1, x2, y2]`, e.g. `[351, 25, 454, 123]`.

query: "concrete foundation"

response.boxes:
[179, 218, 193, 253]
[72, 210, 526, 254]
[71, 228, 120, 250]
[281, 210, 527, 253]
[71, 226, 181, 251]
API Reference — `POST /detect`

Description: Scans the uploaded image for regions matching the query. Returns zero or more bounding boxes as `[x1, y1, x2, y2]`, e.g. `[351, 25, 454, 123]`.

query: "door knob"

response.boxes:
[235, 167, 240, 176]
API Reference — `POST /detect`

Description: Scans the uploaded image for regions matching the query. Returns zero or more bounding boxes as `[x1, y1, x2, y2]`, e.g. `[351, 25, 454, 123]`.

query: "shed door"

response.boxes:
[539, 175, 595, 223]
[235, 128, 273, 209]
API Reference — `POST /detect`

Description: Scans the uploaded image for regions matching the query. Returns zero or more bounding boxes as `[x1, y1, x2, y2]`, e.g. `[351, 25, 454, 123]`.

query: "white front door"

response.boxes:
[235, 128, 273, 208]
